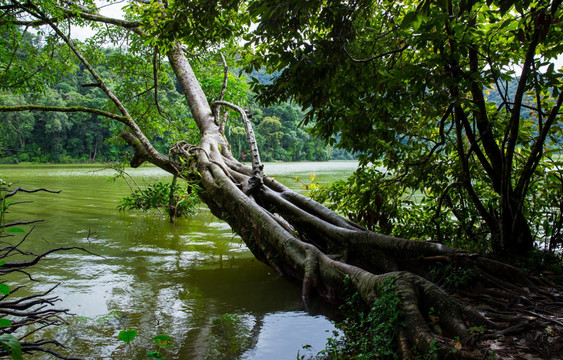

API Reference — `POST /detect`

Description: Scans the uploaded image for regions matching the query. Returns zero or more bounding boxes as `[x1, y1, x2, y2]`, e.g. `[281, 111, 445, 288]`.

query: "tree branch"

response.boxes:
[3, 2, 141, 32]
[0, 105, 128, 123]
[454, 105, 498, 232]
[515, 91, 563, 208]
[343, 44, 408, 63]
[215, 52, 229, 134]
[4, 186, 61, 198]
[405, 104, 452, 168]
[18, 1, 171, 171]
[468, 45, 503, 184]
[456, 103, 498, 188]
[152, 46, 163, 116]
[502, 30, 541, 192]
[211, 100, 263, 191]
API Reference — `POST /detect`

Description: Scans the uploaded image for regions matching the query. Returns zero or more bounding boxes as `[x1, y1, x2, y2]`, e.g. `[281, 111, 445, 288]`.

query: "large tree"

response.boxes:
[247, 0, 563, 257]
[0, 0, 561, 358]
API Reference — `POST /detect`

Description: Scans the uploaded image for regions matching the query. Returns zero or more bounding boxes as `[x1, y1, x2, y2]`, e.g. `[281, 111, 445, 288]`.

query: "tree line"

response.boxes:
[0, 31, 347, 164]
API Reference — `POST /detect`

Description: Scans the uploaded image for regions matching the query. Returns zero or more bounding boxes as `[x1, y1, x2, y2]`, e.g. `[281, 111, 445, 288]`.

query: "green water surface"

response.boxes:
[0, 161, 357, 360]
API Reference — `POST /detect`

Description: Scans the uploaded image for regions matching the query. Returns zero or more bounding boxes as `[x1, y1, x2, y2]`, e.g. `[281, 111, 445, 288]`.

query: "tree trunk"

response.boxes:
[119, 45, 563, 359]
[496, 206, 534, 257]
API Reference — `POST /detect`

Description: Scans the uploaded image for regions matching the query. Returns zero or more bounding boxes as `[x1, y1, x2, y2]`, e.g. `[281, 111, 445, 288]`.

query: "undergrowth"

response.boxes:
[309, 278, 407, 359]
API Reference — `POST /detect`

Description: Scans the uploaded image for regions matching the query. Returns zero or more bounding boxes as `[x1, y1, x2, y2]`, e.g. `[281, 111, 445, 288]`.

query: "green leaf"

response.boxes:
[0, 284, 10, 295]
[152, 334, 173, 348]
[0, 334, 22, 360]
[5, 228, 25, 234]
[118, 329, 138, 343]
[0, 319, 12, 327]
[147, 351, 163, 359]
[401, 11, 417, 29]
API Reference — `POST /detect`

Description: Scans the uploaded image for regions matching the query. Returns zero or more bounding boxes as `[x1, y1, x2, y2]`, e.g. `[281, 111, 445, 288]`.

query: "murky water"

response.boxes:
[0, 161, 357, 360]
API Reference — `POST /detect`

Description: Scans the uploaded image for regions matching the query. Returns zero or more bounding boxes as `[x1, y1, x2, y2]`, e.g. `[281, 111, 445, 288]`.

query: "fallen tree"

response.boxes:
[166, 46, 563, 359]
[0, 1, 561, 358]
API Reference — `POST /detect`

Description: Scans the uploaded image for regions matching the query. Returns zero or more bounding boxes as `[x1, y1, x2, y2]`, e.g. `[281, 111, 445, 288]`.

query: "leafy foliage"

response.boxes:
[118, 179, 201, 220]
[118, 329, 138, 344]
[317, 278, 404, 359]
[249, 0, 563, 256]
[124, 0, 250, 54]
[0, 26, 342, 164]
[0, 334, 22, 360]
[117, 328, 175, 359]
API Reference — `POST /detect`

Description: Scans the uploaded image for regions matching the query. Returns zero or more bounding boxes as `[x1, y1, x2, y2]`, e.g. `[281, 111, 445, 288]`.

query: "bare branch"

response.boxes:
[1, 246, 102, 269]
[217, 53, 229, 102]
[152, 46, 163, 115]
[2, 220, 44, 228]
[211, 100, 263, 191]
[3, 187, 60, 198]
[212, 52, 230, 133]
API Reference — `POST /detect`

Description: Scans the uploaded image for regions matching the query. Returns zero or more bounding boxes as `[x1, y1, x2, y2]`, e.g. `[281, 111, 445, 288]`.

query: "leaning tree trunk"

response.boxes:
[120, 45, 563, 359]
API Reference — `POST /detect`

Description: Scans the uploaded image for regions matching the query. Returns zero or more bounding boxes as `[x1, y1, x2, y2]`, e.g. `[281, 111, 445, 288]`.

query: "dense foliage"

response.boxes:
[316, 278, 408, 360]
[0, 30, 340, 164]
[248, 0, 563, 256]
[117, 178, 201, 221]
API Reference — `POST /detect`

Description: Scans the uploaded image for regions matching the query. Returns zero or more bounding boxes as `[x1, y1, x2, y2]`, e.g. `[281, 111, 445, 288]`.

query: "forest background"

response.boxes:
[0, 33, 349, 164]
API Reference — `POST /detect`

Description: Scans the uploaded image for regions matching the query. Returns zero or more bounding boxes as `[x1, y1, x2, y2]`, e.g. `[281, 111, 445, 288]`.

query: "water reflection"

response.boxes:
[0, 162, 357, 359]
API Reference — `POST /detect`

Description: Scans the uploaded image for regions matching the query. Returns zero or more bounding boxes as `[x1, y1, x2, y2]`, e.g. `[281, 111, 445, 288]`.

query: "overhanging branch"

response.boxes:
[19, 1, 170, 170]
[0, 105, 128, 123]
[4, 2, 142, 32]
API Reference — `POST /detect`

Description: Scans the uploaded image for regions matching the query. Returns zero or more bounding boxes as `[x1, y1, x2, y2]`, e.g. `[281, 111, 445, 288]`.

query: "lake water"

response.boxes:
[0, 161, 357, 360]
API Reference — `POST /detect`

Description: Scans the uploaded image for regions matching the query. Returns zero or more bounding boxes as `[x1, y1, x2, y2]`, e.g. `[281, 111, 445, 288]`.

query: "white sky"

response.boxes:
[70, 1, 563, 72]
[71, 1, 125, 40]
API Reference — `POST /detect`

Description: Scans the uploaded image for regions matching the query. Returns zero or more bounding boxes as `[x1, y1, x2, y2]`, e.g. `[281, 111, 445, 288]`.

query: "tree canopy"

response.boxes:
[246, 0, 563, 256]
[0, 33, 336, 163]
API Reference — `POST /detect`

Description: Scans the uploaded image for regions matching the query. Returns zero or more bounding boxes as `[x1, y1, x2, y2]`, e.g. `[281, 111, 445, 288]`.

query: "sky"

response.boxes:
[71, 1, 563, 72]
[72, 0, 125, 40]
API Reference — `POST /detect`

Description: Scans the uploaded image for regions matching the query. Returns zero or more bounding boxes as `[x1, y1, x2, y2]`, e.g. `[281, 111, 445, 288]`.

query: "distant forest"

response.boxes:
[0, 31, 352, 164]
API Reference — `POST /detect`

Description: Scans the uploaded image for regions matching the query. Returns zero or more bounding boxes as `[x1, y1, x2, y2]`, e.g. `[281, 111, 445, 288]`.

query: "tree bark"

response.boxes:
[149, 45, 561, 358]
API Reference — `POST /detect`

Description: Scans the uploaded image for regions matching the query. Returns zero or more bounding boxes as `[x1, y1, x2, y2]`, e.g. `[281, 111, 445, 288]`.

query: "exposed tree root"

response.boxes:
[179, 144, 563, 359]
[124, 45, 563, 359]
